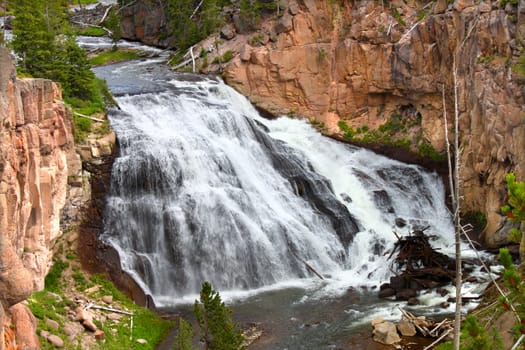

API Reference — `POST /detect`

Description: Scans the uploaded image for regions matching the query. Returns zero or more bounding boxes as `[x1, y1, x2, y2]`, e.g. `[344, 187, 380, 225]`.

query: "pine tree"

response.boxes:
[194, 282, 244, 350]
[173, 318, 194, 350]
[12, 0, 95, 101]
[502, 173, 525, 261]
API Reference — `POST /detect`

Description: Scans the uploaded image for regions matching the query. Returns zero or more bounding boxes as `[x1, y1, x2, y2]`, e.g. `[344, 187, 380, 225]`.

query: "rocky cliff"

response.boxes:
[120, 0, 525, 247]
[222, 0, 525, 248]
[0, 47, 81, 348]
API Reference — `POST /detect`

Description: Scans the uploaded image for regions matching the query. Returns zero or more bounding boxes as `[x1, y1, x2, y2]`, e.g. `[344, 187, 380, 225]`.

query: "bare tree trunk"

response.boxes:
[452, 55, 462, 350]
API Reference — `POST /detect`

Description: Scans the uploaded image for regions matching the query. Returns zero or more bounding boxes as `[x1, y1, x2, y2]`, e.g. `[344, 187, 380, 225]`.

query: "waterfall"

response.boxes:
[102, 74, 454, 306]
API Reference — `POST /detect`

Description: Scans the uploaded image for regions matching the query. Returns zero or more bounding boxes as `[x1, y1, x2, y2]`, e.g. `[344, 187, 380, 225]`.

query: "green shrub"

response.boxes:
[45, 259, 69, 292]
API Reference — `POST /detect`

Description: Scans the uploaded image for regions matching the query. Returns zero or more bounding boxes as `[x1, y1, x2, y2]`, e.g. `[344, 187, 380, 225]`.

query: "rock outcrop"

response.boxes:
[0, 46, 79, 347]
[220, 0, 525, 248]
[117, 0, 525, 247]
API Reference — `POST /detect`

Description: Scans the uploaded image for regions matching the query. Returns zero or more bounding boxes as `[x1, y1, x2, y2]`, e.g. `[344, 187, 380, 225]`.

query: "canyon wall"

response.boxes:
[120, 0, 525, 246]
[222, 0, 525, 247]
[0, 47, 80, 348]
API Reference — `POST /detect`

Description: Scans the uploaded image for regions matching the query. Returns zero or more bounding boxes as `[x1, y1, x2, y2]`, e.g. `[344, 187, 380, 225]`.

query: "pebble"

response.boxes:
[136, 338, 148, 344]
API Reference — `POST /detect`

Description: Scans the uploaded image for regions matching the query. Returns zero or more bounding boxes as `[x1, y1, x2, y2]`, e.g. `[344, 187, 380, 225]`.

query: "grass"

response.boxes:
[68, 0, 99, 4]
[89, 49, 140, 67]
[212, 50, 235, 64]
[65, 78, 113, 142]
[27, 258, 173, 350]
[77, 26, 107, 37]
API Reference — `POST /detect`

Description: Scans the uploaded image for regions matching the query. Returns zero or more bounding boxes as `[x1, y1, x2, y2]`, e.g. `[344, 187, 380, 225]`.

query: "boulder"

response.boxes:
[102, 295, 113, 304]
[47, 334, 64, 348]
[397, 318, 417, 336]
[396, 288, 417, 300]
[45, 318, 60, 330]
[373, 321, 401, 345]
[220, 24, 236, 40]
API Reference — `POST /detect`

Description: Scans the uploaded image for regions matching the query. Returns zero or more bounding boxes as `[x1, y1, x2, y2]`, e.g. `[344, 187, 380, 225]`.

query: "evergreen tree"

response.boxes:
[105, 8, 122, 50]
[194, 282, 244, 350]
[502, 173, 525, 261]
[12, 0, 95, 101]
[173, 318, 194, 350]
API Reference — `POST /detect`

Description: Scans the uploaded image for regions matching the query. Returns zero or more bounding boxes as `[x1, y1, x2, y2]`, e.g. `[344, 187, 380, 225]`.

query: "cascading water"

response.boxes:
[100, 66, 457, 307]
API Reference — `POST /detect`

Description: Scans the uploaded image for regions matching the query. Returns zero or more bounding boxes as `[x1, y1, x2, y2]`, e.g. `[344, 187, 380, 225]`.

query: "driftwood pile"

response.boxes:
[371, 308, 454, 348]
[379, 228, 459, 301]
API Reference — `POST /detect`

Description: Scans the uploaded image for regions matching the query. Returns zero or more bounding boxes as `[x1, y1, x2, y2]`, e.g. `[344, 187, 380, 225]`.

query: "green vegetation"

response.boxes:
[501, 0, 518, 6]
[173, 318, 193, 350]
[105, 7, 122, 49]
[174, 282, 244, 350]
[435, 315, 503, 350]
[212, 50, 235, 64]
[167, 0, 228, 50]
[338, 109, 445, 161]
[12, 0, 113, 143]
[28, 257, 172, 350]
[502, 173, 525, 258]
[89, 49, 140, 66]
[194, 281, 244, 350]
[77, 26, 107, 37]
[391, 7, 406, 27]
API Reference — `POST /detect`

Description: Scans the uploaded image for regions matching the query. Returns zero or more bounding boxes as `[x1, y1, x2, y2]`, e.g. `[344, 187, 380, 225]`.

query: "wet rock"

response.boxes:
[397, 318, 417, 336]
[373, 321, 401, 345]
[378, 287, 396, 298]
[407, 297, 419, 306]
[395, 218, 407, 228]
[396, 288, 417, 301]
[440, 301, 450, 308]
[47, 334, 64, 348]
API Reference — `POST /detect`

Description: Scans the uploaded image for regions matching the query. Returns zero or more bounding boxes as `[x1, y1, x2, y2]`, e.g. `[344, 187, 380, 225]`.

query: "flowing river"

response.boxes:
[88, 40, 486, 349]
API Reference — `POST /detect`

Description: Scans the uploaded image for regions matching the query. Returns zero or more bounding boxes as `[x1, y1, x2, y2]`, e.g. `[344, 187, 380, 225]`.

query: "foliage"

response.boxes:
[105, 7, 122, 49]
[212, 50, 235, 64]
[45, 259, 70, 292]
[194, 282, 244, 350]
[77, 26, 107, 37]
[418, 140, 446, 161]
[89, 49, 140, 66]
[391, 7, 406, 27]
[435, 315, 503, 350]
[12, 0, 109, 128]
[173, 318, 194, 350]
[501, 0, 519, 6]
[167, 0, 227, 50]
[502, 173, 525, 246]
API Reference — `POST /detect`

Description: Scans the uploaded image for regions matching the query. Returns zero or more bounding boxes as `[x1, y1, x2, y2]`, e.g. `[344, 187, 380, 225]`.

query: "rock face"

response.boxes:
[222, 0, 525, 247]
[0, 47, 77, 346]
[120, 0, 171, 47]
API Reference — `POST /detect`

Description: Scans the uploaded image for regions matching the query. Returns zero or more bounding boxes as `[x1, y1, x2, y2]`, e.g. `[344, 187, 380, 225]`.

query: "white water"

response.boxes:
[102, 76, 463, 307]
